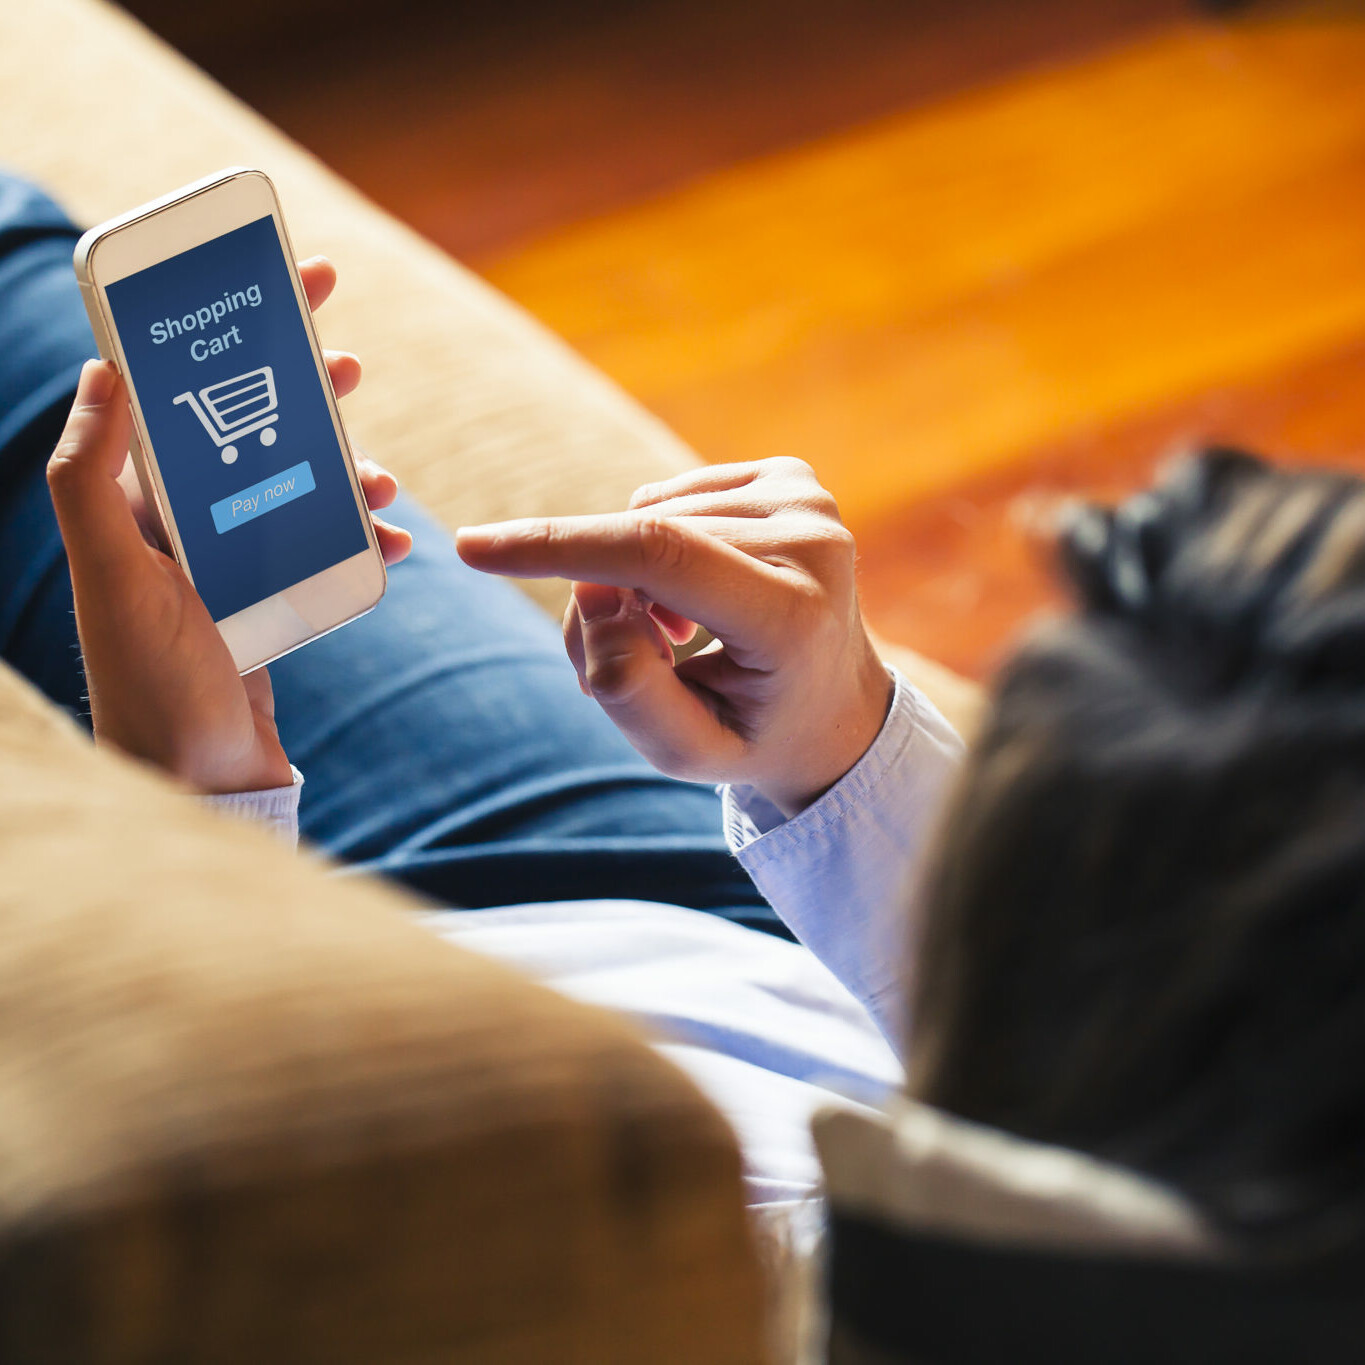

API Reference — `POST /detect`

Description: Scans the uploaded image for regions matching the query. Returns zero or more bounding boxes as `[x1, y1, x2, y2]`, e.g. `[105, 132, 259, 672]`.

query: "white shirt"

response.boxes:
[209, 670, 965, 1209]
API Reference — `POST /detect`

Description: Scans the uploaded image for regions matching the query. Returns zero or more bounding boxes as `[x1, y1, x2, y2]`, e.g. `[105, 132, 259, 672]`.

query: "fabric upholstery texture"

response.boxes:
[0, 1, 771, 1358]
[0, 676, 765, 1361]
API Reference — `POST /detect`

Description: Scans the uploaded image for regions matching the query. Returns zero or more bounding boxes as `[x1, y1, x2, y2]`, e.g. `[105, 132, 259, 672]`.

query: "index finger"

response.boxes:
[456, 512, 789, 644]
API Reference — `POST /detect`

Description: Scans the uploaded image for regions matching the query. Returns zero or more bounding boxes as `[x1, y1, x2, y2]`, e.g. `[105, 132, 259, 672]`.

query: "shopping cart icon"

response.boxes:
[172, 365, 279, 465]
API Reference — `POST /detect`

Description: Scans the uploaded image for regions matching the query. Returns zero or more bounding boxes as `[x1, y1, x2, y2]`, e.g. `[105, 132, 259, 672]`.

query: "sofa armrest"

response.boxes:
[0, 666, 765, 1363]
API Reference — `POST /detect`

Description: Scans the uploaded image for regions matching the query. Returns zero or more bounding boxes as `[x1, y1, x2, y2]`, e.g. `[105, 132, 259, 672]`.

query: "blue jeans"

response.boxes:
[0, 173, 781, 934]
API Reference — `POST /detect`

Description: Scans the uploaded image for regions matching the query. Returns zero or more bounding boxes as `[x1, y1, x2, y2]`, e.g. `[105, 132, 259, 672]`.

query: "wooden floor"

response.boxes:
[143, 0, 1189, 260]
[481, 8, 1365, 675]
[133, 0, 1365, 678]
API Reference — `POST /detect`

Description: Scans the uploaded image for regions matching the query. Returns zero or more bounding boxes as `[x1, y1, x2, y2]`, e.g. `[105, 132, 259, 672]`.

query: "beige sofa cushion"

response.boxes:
[0, 11, 771, 1350]
[0, 662, 765, 1362]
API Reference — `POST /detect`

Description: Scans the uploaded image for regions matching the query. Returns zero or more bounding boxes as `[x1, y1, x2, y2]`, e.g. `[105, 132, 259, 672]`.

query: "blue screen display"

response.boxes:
[104, 214, 369, 622]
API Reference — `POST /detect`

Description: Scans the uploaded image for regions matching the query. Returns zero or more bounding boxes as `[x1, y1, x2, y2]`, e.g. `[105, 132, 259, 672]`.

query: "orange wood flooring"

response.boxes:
[478, 10, 1365, 678]
[142, 0, 1365, 679]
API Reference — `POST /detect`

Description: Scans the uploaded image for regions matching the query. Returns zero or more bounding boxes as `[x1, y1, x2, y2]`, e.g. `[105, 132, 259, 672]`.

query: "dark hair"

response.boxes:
[909, 449, 1365, 1261]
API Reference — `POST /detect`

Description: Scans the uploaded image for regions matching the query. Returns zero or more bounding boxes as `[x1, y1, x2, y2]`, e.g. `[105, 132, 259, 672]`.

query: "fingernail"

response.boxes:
[577, 584, 621, 622]
[79, 359, 115, 407]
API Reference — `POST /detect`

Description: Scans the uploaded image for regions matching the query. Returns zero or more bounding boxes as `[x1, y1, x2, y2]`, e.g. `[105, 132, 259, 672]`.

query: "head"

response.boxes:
[910, 449, 1365, 1261]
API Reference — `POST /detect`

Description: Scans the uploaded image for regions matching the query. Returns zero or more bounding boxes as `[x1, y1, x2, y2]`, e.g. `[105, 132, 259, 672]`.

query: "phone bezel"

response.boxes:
[74, 167, 386, 674]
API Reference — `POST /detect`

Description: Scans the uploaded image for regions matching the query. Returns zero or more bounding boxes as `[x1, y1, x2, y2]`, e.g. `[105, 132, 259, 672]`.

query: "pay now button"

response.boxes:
[211, 461, 315, 534]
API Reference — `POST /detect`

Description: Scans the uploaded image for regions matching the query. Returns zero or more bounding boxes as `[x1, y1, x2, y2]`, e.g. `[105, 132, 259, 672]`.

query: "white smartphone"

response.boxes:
[74, 167, 386, 674]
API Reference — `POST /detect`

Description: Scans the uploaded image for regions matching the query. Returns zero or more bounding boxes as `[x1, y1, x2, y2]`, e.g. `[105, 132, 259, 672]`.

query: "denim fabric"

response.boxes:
[0, 172, 779, 933]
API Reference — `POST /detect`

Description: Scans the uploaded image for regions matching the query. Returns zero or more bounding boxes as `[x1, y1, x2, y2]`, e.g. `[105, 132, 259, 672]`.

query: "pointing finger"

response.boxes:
[456, 512, 789, 649]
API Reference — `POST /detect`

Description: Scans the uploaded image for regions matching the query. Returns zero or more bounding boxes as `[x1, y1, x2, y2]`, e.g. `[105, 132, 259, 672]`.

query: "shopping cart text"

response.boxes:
[150, 283, 264, 361]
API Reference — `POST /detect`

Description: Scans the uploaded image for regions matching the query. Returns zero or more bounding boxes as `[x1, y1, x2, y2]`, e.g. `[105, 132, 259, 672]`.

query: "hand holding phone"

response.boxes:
[49, 258, 411, 794]
[76, 168, 389, 674]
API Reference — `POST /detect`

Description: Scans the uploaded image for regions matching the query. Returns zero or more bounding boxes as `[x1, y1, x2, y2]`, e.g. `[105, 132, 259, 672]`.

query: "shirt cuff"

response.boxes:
[719, 668, 964, 1050]
[721, 666, 926, 856]
[200, 767, 304, 846]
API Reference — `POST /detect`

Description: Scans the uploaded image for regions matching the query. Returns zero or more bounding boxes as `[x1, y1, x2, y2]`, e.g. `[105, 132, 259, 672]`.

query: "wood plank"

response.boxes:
[129, 0, 1365, 677]
[856, 332, 1365, 678]
[182, 0, 1189, 261]
[481, 17, 1365, 529]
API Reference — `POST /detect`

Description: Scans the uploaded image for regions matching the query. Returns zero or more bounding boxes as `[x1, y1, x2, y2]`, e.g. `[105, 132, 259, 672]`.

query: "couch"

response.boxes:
[0, 0, 999, 1357]
[4, 5, 1355, 1363]
[0, 0, 820, 1358]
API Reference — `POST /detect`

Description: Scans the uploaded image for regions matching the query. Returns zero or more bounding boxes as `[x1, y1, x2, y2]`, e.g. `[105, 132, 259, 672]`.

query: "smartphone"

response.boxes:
[74, 167, 386, 673]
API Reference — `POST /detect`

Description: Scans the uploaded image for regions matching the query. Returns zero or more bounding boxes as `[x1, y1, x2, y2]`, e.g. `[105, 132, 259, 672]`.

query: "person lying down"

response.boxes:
[4, 178, 1359, 1269]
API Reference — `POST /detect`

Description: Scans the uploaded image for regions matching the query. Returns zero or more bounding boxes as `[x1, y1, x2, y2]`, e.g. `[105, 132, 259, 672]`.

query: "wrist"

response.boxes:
[195, 749, 295, 796]
[94, 723, 293, 797]
[189, 723, 294, 795]
[758, 651, 894, 818]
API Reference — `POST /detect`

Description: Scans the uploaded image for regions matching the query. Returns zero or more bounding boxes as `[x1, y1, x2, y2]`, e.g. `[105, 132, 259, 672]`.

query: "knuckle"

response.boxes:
[775, 573, 840, 642]
[529, 518, 567, 557]
[805, 487, 843, 521]
[786, 574, 829, 622]
[633, 515, 692, 574]
[763, 455, 817, 483]
[779, 518, 856, 580]
[585, 647, 648, 703]
[811, 519, 857, 560]
[45, 446, 82, 494]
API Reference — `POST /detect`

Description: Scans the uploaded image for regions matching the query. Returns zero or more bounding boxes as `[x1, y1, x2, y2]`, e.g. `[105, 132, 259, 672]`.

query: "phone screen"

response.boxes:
[104, 214, 369, 623]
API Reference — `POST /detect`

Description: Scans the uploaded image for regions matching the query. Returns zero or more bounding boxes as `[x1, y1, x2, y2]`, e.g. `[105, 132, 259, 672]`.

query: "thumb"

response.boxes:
[47, 361, 150, 585]
[575, 583, 744, 780]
